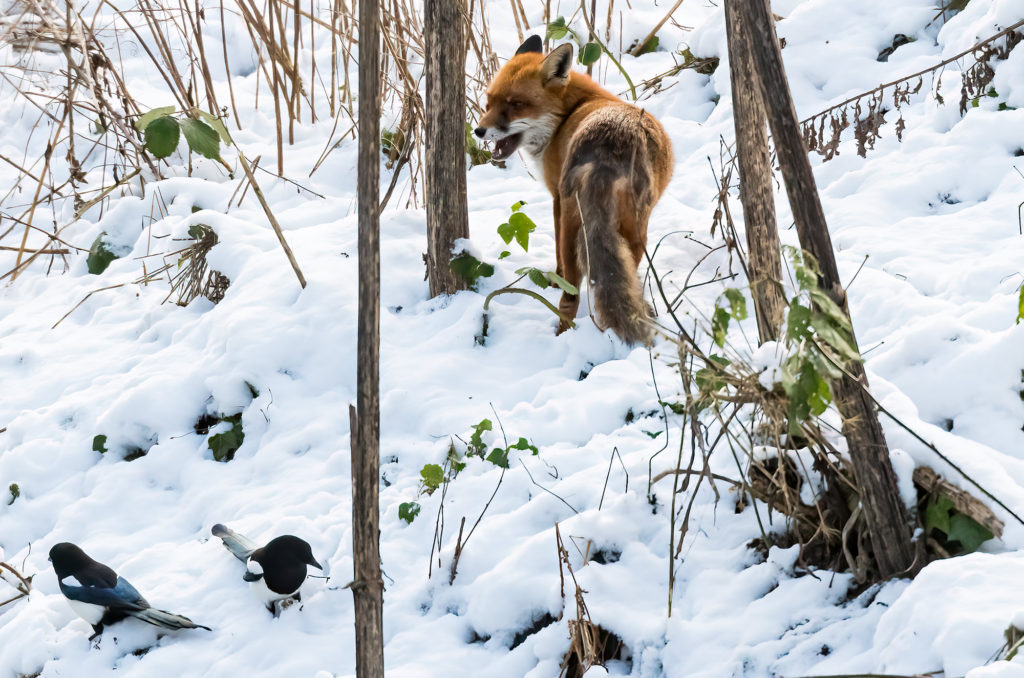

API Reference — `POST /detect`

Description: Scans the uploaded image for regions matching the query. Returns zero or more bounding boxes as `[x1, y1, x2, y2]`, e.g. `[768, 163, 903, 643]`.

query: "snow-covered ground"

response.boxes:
[1, 0, 1023, 676]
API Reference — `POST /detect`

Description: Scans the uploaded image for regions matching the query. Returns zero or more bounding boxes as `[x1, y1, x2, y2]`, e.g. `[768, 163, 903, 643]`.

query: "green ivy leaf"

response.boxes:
[924, 494, 954, 535]
[468, 418, 492, 457]
[498, 250, 511, 260]
[450, 252, 495, 290]
[528, 267, 549, 289]
[420, 463, 445, 493]
[485, 447, 509, 468]
[634, 35, 659, 56]
[511, 200, 527, 212]
[546, 17, 569, 40]
[509, 436, 539, 455]
[810, 314, 861, 362]
[806, 288, 852, 331]
[787, 301, 812, 342]
[144, 116, 181, 159]
[181, 118, 222, 160]
[711, 306, 730, 347]
[209, 413, 244, 462]
[92, 434, 108, 454]
[507, 212, 536, 251]
[579, 42, 602, 66]
[87, 234, 119, 274]
[723, 288, 748, 320]
[398, 501, 421, 524]
[135, 106, 176, 132]
[948, 513, 994, 552]
[544, 271, 579, 295]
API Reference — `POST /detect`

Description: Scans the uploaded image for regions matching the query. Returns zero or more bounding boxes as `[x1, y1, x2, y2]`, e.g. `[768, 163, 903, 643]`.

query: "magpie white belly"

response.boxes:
[67, 599, 105, 625]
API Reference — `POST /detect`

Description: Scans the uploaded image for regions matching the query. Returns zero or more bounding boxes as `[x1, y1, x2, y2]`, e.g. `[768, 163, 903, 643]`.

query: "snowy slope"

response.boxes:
[1, 0, 1023, 676]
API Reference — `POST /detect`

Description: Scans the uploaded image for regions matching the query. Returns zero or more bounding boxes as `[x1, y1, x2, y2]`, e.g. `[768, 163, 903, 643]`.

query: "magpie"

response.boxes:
[211, 524, 323, 615]
[49, 542, 211, 640]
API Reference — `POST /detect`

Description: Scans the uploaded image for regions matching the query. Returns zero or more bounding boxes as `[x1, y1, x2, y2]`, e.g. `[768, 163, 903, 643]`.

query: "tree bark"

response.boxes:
[723, 0, 784, 344]
[352, 0, 384, 673]
[424, 0, 470, 297]
[734, 0, 920, 578]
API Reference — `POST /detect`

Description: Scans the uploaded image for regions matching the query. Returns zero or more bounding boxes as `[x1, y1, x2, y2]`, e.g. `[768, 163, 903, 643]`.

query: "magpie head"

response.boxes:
[265, 535, 322, 571]
[48, 542, 92, 579]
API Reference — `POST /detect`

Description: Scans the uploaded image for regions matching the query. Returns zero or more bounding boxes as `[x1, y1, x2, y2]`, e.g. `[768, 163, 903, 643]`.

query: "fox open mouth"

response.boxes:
[490, 133, 522, 160]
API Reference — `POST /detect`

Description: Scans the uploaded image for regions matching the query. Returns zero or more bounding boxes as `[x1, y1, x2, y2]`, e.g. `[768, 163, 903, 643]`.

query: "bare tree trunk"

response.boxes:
[424, 0, 470, 297]
[734, 0, 920, 578]
[351, 0, 384, 673]
[723, 0, 784, 344]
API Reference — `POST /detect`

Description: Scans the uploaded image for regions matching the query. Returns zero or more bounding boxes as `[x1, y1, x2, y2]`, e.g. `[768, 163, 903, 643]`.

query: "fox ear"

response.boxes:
[515, 35, 543, 56]
[541, 43, 573, 87]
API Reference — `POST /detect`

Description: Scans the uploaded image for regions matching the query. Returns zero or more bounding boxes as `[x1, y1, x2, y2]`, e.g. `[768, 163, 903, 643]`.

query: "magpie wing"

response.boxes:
[60, 575, 150, 611]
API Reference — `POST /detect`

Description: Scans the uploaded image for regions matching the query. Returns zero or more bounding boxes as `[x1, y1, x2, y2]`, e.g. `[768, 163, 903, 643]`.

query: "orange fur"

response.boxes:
[476, 38, 673, 345]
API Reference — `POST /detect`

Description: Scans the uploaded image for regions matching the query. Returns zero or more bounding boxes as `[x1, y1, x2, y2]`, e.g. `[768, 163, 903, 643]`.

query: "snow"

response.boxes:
[1, 0, 1024, 676]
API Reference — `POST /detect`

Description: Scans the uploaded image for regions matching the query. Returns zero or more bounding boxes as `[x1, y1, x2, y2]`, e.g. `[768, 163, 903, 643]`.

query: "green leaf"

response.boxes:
[948, 513, 994, 552]
[507, 212, 536, 251]
[92, 434, 108, 454]
[420, 463, 445, 493]
[546, 17, 569, 40]
[924, 494, 954, 535]
[711, 306, 730, 347]
[209, 413, 244, 462]
[497, 221, 515, 245]
[806, 288, 852, 331]
[7, 483, 19, 505]
[659, 399, 687, 414]
[511, 200, 527, 212]
[135, 106, 176, 132]
[485, 447, 510, 468]
[528, 267, 549, 289]
[1017, 286, 1023, 324]
[450, 252, 495, 289]
[644, 430, 663, 439]
[634, 35, 659, 56]
[723, 288, 748, 320]
[787, 301, 812, 342]
[181, 118, 222, 160]
[544, 271, 579, 295]
[509, 437, 539, 455]
[498, 250, 511, 260]
[196, 108, 232, 144]
[810, 314, 861, 362]
[398, 501, 421, 524]
[465, 123, 492, 166]
[468, 418, 492, 457]
[579, 42, 602, 66]
[87, 233, 119, 274]
[143, 116, 181, 159]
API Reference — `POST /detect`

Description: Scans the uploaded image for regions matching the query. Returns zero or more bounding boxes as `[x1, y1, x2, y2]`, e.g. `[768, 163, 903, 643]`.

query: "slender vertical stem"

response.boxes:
[352, 0, 384, 673]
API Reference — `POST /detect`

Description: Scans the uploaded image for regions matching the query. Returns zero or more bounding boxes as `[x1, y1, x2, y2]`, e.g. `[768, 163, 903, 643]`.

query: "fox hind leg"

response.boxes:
[556, 195, 584, 334]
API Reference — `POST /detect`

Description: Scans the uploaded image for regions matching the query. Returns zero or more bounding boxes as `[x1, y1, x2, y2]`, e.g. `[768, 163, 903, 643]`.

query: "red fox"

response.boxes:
[475, 34, 673, 346]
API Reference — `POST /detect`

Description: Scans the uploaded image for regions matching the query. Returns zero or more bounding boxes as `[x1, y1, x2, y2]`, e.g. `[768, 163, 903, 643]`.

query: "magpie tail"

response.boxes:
[131, 607, 211, 631]
[211, 523, 259, 562]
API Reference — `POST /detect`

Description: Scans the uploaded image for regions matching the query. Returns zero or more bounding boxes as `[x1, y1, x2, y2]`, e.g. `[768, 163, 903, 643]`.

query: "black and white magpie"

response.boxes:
[49, 542, 211, 640]
[211, 524, 323, 614]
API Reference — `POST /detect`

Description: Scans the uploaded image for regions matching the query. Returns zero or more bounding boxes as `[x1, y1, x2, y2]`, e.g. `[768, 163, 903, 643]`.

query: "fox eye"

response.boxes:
[508, 99, 525, 110]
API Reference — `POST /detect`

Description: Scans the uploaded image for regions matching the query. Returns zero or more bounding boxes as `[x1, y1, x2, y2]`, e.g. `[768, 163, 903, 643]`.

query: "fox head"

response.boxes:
[474, 35, 575, 160]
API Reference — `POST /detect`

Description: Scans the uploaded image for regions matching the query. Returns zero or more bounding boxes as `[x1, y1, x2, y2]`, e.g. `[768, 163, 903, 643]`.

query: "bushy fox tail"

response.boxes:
[132, 607, 211, 632]
[569, 167, 654, 347]
[212, 523, 259, 562]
